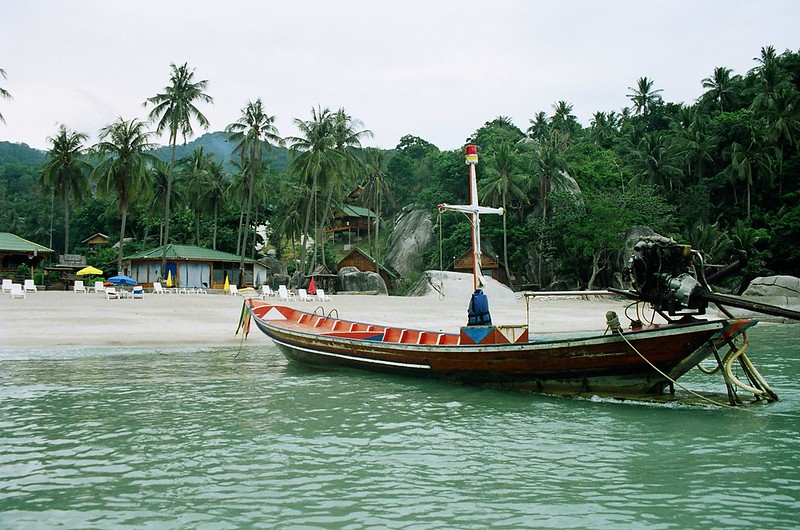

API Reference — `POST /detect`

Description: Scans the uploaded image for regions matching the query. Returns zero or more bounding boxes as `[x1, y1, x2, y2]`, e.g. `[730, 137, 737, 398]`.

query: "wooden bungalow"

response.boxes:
[123, 244, 255, 290]
[81, 233, 111, 246]
[0, 232, 54, 280]
[451, 249, 509, 286]
[306, 264, 338, 293]
[326, 205, 376, 235]
[337, 247, 399, 289]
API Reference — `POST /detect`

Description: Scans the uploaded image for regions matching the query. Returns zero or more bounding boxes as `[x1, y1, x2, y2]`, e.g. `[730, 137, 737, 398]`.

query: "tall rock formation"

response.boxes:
[384, 207, 435, 278]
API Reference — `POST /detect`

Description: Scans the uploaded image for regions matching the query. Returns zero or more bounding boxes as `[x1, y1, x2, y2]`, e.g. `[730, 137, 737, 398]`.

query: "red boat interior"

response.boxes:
[250, 301, 465, 345]
[248, 300, 536, 346]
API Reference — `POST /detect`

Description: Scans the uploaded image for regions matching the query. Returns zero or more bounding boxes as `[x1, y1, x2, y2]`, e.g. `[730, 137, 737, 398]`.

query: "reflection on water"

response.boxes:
[1, 326, 799, 529]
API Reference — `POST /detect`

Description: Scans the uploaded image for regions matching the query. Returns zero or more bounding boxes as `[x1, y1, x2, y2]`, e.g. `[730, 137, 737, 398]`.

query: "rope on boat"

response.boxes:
[721, 333, 778, 400]
[233, 299, 251, 360]
[606, 312, 735, 409]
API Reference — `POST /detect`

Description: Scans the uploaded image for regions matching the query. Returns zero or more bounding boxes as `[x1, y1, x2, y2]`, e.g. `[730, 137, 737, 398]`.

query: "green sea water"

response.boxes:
[1, 324, 799, 529]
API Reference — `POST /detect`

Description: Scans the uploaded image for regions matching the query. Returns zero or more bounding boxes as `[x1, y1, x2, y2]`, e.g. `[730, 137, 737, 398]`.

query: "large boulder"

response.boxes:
[337, 266, 388, 295]
[743, 275, 800, 298]
[722, 275, 800, 322]
[384, 207, 435, 278]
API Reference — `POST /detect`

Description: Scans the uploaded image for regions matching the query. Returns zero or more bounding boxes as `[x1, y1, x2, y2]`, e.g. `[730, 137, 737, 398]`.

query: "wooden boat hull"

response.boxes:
[245, 300, 754, 396]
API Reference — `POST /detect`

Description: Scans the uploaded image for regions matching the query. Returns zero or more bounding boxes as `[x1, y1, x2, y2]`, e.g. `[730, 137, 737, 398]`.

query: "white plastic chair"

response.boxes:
[92, 281, 105, 294]
[74, 280, 88, 293]
[9, 283, 25, 299]
[316, 289, 332, 302]
[23, 279, 37, 293]
[153, 282, 174, 294]
[278, 285, 295, 301]
[229, 285, 240, 296]
[261, 285, 275, 299]
[2, 279, 13, 293]
[297, 289, 313, 302]
[105, 287, 119, 299]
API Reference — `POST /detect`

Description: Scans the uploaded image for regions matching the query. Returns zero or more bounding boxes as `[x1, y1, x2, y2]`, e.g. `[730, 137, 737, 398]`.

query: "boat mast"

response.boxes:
[439, 145, 504, 291]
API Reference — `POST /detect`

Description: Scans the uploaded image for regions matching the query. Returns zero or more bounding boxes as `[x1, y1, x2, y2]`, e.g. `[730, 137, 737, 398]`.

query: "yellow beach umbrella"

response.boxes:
[166, 270, 173, 287]
[76, 266, 103, 276]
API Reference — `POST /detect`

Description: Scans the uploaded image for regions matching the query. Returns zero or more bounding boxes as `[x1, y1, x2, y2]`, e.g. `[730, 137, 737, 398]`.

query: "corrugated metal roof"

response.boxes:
[0, 232, 54, 253]
[341, 205, 376, 218]
[123, 244, 252, 263]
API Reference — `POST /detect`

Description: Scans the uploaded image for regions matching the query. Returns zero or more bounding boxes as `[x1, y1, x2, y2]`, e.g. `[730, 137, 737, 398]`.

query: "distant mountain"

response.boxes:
[151, 131, 291, 173]
[0, 141, 46, 166]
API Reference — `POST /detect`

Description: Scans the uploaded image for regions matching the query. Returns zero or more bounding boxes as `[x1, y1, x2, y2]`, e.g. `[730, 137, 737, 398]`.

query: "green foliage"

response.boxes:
[2, 46, 800, 289]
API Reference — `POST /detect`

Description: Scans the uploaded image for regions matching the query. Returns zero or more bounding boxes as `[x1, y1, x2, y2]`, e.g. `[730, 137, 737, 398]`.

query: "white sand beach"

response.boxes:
[0, 277, 636, 350]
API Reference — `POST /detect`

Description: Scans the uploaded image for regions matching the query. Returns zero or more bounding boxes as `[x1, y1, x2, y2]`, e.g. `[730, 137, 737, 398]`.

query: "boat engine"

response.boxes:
[619, 235, 800, 321]
[624, 236, 707, 315]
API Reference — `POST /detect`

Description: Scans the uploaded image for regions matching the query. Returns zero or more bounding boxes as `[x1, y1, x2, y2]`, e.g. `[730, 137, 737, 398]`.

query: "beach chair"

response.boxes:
[91, 281, 105, 294]
[298, 288, 313, 302]
[23, 279, 37, 293]
[9, 283, 25, 299]
[229, 285, 240, 296]
[2, 279, 12, 293]
[261, 285, 275, 299]
[278, 285, 295, 301]
[153, 282, 173, 294]
[105, 287, 119, 299]
[316, 289, 332, 302]
[132, 286, 144, 299]
[74, 280, 88, 293]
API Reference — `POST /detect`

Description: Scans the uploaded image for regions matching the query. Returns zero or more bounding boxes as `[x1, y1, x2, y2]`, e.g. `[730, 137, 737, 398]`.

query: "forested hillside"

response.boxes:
[1, 46, 798, 292]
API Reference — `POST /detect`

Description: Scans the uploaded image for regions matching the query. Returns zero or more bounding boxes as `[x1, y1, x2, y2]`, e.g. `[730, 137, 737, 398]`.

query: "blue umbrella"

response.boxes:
[108, 274, 136, 286]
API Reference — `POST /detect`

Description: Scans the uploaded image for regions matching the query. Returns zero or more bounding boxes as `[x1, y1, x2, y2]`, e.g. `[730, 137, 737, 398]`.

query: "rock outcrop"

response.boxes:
[384, 207, 435, 278]
[721, 275, 800, 322]
[337, 266, 388, 295]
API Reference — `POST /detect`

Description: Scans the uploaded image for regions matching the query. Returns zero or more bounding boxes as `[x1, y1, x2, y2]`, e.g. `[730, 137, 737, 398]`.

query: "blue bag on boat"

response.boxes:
[467, 289, 492, 326]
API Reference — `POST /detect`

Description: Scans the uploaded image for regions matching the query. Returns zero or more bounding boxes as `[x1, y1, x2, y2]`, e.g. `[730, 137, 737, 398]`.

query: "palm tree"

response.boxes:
[629, 132, 683, 191]
[39, 125, 92, 254]
[178, 147, 212, 245]
[226, 98, 282, 285]
[550, 101, 579, 138]
[319, 108, 372, 267]
[287, 106, 338, 276]
[202, 160, 229, 250]
[589, 111, 618, 148]
[93, 118, 157, 274]
[527, 111, 549, 142]
[701, 67, 735, 113]
[675, 119, 715, 182]
[480, 143, 527, 288]
[530, 131, 571, 287]
[0, 68, 11, 124]
[144, 62, 213, 273]
[275, 182, 305, 264]
[361, 148, 393, 270]
[726, 138, 774, 219]
[627, 77, 663, 116]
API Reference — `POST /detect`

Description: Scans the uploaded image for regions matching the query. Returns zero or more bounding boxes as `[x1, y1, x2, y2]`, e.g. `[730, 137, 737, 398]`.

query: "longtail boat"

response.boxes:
[241, 145, 798, 406]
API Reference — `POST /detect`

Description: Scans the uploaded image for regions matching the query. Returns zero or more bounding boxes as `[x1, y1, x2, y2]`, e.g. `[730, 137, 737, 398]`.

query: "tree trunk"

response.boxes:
[160, 138, 177, 276]
[63, 192, 70, 255]
[118, 207, 127, 275]
[299, 174, 316, 278]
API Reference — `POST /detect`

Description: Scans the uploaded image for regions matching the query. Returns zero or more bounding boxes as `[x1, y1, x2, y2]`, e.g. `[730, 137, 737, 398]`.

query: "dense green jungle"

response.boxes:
[1, 46, 798, 293]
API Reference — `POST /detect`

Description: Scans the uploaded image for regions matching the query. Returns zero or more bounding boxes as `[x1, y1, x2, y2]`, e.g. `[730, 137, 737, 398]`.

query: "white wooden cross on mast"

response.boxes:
[438, 145, 504, 291]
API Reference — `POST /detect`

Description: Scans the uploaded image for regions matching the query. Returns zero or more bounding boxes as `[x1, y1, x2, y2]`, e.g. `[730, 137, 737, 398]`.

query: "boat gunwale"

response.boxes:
[247, 301, 737, 353]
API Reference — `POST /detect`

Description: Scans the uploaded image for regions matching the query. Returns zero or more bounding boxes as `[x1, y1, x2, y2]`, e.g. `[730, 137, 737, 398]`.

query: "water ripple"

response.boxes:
[1, 328, 799, 529]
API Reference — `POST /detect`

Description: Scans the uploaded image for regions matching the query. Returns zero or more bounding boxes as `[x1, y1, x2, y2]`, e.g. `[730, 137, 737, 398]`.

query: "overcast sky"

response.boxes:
[1, 1, 798, 152]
